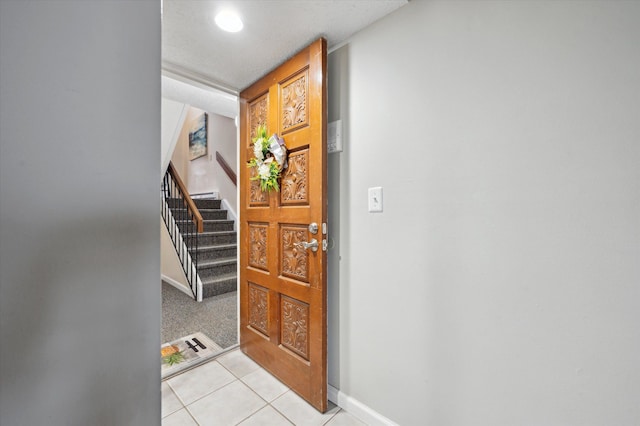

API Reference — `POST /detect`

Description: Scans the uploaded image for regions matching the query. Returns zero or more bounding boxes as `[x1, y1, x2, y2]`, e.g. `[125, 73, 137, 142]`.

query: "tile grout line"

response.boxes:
[184, 404, 201, 426]
[162, 384, 182, 419]
[163, 383, 185, 419]
[176, 356, 270, 426]
[216, 352, 258, 381]
[222, 356, 302, 425]
[166, 350, 260, 419]
[229, 364, 292, 425]
[268, 390, 342, 426]
[215, 351, 340, 425]
[164, 349, 344, 425]
[268, 400, 302, 426]
[161, 383, 201, 425]
[228, 379, 270, 425]
[195, 351, 299, 425]
[167, 361, 237, 407]
[166, 381, 342, 426]
[181, 378, 259, 425]
[322, 408, 342, 426]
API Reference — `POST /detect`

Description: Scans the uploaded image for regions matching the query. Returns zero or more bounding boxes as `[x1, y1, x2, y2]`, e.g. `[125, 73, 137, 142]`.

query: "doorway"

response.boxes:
[161, 74, 241, 377]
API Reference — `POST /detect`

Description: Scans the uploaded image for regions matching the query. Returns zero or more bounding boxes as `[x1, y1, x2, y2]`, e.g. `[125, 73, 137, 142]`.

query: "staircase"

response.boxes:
[166, 198, 237, 299]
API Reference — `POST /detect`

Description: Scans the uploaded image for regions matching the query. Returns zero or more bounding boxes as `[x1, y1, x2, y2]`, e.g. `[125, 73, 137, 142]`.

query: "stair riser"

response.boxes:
[165, 199, 222, 210]
[175, 221, 234, 233]
[193, 247, 237, 262]
[198, 233, 237, 246]
[170, 208, 227, 220]
[202, 222, 234, 232]
[202, 278, 237, 298]
[165, 199, 184, 209]
[198, 263, 237, 280]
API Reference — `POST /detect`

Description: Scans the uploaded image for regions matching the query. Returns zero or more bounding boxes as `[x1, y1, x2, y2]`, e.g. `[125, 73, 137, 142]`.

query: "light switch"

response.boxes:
[368, 187, 383, 212]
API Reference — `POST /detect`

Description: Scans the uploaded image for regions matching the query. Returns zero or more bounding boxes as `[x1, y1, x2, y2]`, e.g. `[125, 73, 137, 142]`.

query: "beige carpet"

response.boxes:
[161, 281, 237, 349]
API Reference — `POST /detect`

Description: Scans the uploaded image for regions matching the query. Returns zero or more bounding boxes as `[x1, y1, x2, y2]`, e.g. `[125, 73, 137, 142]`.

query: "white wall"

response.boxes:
[161, 97, 188, 176]
[0, 1, 160, 425]
[170, 106, 197, 186]
[210, 113, 238, 215]
[170, 107, 237, 208]
[161, 220, 189, 289]
[327, 44, 348, 390]
[328, 1, 640, 425]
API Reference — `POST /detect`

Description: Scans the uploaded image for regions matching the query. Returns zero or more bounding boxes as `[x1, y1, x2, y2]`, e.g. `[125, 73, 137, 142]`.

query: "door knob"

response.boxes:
[308, 222, 318, 234]
[294, 238, 319, 252]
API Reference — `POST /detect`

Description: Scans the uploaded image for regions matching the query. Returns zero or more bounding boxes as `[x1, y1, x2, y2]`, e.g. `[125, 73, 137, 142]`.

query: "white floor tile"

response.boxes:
[217, 349, 260, 378]
[238, 405, 293, 425]
[167, 360, 236, 405]
[187, 380, 266, 426]
[271, 390, 340, 426]
[162, 408, 198, 426]
[325, 411, 367, 426]
[162, 381, 184, 418]
[241, 368, 289, 402]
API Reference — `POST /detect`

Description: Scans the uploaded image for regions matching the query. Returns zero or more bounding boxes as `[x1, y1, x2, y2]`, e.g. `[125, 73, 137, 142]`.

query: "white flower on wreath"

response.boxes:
[258, 162, 271, 179]
[253, 139, 264, 161]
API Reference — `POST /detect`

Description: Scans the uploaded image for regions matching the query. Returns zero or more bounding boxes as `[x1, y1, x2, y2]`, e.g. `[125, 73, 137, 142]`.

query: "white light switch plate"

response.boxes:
[368, 187, 383, 212]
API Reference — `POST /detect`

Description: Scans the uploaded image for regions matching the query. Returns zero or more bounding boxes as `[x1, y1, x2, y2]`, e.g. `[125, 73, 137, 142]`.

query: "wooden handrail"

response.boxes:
[216, 151, 237, 186]
[167, 161, 204, 233]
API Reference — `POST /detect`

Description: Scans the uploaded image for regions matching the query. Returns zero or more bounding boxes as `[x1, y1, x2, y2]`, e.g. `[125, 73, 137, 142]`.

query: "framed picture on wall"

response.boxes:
[189, 112, 208, 160]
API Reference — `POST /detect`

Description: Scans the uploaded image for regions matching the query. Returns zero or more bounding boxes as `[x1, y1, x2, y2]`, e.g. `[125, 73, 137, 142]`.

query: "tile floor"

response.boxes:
[162, 348, 366, 426]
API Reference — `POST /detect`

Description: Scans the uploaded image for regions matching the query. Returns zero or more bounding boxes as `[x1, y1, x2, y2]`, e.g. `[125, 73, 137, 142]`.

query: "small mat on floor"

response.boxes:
[161, 332, 222, 379]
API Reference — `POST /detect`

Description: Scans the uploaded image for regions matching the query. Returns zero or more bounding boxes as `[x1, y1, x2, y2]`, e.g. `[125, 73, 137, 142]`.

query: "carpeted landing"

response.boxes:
[162, 281, 237, 350]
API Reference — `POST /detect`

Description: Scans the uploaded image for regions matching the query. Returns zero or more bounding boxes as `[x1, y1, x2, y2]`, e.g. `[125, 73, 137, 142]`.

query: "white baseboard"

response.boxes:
[221, 198, 237, 231]
[162, 275, 194, 298]
[190, 191, 219, 199]
[328, 385, 398, 426]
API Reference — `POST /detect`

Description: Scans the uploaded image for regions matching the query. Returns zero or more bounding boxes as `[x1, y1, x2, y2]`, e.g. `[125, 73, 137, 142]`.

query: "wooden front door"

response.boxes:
[239, 38, 328, 412]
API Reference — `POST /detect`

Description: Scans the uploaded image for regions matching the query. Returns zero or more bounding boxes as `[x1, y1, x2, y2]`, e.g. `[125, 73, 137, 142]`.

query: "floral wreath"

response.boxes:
[247, 124, 287, 192]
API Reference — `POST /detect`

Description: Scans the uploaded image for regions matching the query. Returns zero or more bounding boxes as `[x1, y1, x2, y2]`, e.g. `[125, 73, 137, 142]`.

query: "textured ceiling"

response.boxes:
[162, 0, 408, 92]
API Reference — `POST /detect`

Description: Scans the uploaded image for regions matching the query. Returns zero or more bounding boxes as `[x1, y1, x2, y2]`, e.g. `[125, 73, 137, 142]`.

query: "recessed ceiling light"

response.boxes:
[215, 10, 243, 33]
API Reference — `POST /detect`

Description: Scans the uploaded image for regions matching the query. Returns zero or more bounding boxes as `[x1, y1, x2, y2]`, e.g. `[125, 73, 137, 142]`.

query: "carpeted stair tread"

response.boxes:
[198, 243, 238, 252]
[201, 273, 237, 299]
[197, 243, 237, 251]
[201, 271, 237, 285]
[198, 257, 237, 268]
[198, 231, 235, 239]
[199, 230, 236, 237]
[192, 199, 222, 209]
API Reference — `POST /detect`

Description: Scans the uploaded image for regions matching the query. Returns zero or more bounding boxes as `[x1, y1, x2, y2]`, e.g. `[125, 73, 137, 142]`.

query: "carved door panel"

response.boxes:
[239, 39, 327, 412]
